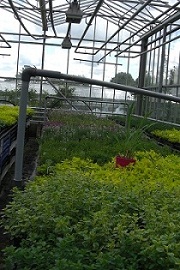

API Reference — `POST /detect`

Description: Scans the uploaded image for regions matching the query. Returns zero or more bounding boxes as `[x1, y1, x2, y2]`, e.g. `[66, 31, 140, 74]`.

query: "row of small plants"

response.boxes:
[109, 113, 180, 133]
[1, 111, 180, 269]
[38, 111, 175, 172]
[0, 105, 34, 131]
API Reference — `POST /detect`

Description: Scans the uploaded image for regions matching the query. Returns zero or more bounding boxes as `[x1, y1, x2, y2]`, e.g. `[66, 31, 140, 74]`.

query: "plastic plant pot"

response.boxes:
[115, 155, 136, 167]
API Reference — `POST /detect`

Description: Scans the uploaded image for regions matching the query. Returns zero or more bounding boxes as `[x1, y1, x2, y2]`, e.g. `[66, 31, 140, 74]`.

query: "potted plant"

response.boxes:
[115, 102, 153, 167]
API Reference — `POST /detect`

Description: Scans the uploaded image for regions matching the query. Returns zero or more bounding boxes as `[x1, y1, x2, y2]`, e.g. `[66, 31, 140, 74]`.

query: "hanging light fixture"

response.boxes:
[61, 36, 72, 49]
[62, 23, 72, 49]
[66, 0, 82, 24]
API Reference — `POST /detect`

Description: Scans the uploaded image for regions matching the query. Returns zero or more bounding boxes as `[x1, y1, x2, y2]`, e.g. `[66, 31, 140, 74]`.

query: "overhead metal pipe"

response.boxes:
[116, 32, 180, 59]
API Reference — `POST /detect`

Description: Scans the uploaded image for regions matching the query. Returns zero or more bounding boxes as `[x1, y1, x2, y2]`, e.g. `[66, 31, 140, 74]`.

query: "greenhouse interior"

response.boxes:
[0, 1, 180, 269]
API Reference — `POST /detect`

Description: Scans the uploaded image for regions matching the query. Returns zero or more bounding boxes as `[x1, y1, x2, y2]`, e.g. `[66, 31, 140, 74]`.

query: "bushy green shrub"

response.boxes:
[152, 128, 180, 143]
[0, 105, 34, 128]
[1, 152, 180, 269]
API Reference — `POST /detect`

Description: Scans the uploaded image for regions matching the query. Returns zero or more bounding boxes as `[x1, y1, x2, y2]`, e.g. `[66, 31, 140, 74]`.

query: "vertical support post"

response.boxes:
[137, 37, 148, 115]
[13, 79, 30, 187]
[157, 26, 167, 120]
[65, 45, 71, 98]
[101, 19, 108, 114]
[177, 52, 180, 97]
[15, 23, 21, 93]
[39, 33, 46, 106]
[158, 27, 167, 93]
[90, 17, 97, 100]
[125, 32, 131, 103]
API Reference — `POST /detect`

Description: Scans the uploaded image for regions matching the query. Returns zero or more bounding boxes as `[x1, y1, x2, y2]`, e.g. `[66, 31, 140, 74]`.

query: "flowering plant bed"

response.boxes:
[38, 111, 173, 173]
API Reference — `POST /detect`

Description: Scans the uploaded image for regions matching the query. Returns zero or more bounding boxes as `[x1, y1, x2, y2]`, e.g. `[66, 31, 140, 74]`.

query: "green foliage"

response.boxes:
[38, 121, 121, 170]
[38, 112, 173, 173]
[110, 72, 136, 86]
[1, 112, 179, 269]
[46, 83, 75, 108]
[152, 129, 180, 144]
[0, 88, 40, 106]
[0, 83, 74, 107]
[47, 111, 116, 128]
[0, 105, 34, 128]
[113, 103, 155, 158]
[109, 114, 180, 133]
[1, 152, 180, 269]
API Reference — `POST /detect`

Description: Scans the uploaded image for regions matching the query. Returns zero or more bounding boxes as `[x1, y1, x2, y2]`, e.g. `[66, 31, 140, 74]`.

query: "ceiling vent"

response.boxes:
[66, 0, 82, 24]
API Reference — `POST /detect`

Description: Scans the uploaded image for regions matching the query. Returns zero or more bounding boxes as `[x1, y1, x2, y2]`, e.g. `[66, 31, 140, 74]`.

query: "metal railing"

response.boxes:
[13, 68, 180, 186]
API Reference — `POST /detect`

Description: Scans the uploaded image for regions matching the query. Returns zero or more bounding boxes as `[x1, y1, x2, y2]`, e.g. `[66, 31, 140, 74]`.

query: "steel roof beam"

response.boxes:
[7, 0, 41, 39]
[74, 0, 104, 53]
[142, 10, 180, 39]
[0, 31, 140, 46]
[48, 0, 57, 36]
[13, 10, 42, 26]
[0, 33, 11, 48]
[73, 58, 122, 65]
[100, 12, 146, 35]
[146, 25, 180, 46]
[39, 0, 48, 31]
[97, 0, 179, 61]
[115, 8, 180, 58]
[133, 33, 180, 58]
[93, 0, 152, 59]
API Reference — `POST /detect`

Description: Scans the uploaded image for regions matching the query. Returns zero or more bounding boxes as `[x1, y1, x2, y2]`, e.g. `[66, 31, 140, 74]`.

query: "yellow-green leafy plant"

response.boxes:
[0, 105, 34, 128]
[1, 151, 180, 269]
[152, 128, 180, 144]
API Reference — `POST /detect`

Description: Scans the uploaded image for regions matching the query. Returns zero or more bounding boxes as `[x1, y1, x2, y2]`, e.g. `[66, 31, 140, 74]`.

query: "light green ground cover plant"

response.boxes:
[1, 151, 180, 270]
[152, 128, 180, 144]
[0, 105, 34, 129]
